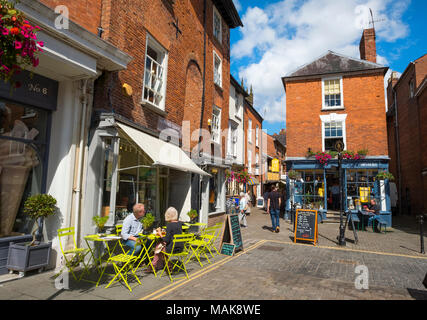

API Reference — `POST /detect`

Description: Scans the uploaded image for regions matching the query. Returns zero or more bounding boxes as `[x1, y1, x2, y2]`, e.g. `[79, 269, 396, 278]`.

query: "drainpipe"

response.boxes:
[73, 79, 89, 242]
[393, 89, 402, 216]
[196, 0, 207, 216]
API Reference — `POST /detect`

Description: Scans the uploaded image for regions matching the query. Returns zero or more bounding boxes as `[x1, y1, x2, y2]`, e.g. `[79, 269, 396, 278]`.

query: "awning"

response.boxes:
[247, 177, 260, 185]
[117, 122, 210, 176]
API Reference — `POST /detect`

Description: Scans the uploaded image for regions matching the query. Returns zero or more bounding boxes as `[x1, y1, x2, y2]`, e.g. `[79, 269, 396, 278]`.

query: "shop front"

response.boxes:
[286, 157, 392, 226]
[83, 114, 210, 237]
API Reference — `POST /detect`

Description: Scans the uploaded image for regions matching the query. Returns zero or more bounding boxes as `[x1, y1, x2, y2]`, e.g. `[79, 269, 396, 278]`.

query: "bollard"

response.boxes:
[417, 214, 425, 254]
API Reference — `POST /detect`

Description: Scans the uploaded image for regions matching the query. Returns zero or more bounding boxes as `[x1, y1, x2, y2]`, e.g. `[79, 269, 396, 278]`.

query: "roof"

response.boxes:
[212, 0, 243, 28]
[230, 74, 249, 97]
[282, 51, 388, 83]
[273, 133, 286, 148]
[244, 98, 263, 123]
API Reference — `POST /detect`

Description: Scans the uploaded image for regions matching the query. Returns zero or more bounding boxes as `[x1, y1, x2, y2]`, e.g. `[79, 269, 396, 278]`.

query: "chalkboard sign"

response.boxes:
[220, 243, 235, 256]
[219, 214, 243, 253]
[294, 209, 318, 245]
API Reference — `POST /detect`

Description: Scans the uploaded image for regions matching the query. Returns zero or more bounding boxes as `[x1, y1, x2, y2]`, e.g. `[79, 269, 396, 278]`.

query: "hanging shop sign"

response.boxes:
[272, 158, 280, 172]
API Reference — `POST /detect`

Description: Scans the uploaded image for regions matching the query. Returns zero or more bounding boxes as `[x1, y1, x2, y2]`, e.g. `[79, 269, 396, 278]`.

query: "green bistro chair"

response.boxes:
[57, 227, 91, 282]
[186, 228, 216, 267]
[158, 234, 193, 282]
[115, 224, 130, 254]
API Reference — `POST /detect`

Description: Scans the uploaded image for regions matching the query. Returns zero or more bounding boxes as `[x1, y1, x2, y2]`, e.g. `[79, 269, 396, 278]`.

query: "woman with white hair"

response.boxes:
[238, 192, 248, 227]
[150, 207, 184, 272]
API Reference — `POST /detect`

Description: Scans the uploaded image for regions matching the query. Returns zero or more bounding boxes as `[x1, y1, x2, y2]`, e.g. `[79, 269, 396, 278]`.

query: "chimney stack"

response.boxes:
[359, 28, 377, 63]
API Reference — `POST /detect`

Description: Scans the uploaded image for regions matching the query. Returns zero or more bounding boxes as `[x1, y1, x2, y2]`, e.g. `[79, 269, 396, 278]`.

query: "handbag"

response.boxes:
[154, 242, 165, 254]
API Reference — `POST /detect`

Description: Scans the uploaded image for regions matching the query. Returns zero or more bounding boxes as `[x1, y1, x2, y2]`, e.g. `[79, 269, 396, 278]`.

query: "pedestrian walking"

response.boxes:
[267, 185, 281, 233]
[245, 190, 252, 215]
[238, 192, 248, 227]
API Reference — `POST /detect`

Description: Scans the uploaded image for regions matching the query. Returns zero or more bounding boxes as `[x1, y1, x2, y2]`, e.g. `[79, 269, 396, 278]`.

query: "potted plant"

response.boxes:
[141, 213, 155, 235]
[7, 194, 57, 276]
[187, 209, 198, 223]
[357, 149, 368, 158]
[92, 216, 109, 235]
[376, 171, 395, 181]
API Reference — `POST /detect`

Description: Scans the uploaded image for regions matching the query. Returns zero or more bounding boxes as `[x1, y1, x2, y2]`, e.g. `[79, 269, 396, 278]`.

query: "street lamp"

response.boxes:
[335, 140, 346, 246]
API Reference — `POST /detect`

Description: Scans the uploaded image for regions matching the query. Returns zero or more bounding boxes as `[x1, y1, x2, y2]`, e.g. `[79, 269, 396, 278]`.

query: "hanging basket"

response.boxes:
[0, 0, 44, 88]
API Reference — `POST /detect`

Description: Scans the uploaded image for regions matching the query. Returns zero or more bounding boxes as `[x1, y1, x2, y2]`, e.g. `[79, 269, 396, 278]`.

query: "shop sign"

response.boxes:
[267, 172, 279, 181]
[0, 71, 58, 111]
[272, 158, 280, 172]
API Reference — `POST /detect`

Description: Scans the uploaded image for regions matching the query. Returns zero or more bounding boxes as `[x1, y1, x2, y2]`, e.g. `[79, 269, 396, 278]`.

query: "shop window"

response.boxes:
[209, 168, 222, 213]
[293, 170, 324, 210]
[101, 137, 159, 224]
[0, 101, 49, 237]
[142, 35, 168, 111]
[346, 170, 378, 209]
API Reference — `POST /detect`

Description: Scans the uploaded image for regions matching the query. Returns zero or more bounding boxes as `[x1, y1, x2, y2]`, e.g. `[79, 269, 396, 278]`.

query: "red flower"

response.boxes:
[10, 27, 19, 35]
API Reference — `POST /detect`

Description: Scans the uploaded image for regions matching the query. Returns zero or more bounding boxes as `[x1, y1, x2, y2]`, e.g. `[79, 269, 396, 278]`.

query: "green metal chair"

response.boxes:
[57, 227, 91, 282]
[158, 234, 193, 282]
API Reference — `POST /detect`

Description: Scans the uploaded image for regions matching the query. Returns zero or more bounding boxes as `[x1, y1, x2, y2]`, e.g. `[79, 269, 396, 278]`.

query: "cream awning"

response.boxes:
[117, 122, 210, 176]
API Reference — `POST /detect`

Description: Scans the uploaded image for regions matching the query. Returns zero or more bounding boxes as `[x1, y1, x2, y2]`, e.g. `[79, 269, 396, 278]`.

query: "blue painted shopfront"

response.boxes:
[285, 158, 392, 227]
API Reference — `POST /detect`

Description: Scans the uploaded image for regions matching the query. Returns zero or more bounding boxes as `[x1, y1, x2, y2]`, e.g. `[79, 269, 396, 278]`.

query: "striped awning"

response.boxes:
[247, 177, 260, 185]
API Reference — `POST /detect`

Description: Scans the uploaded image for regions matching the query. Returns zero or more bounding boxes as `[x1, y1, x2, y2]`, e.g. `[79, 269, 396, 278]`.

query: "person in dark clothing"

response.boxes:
[279, 188, 286, 219]
[267, 185, 281, 233]
[150, 207, 184, 271]
[363, 199, 381, 231]
[263, 188, 270, 213]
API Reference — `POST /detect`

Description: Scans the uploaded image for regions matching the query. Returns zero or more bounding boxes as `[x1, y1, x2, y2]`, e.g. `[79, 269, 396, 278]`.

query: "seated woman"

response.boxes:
[150, 207, 184, 272]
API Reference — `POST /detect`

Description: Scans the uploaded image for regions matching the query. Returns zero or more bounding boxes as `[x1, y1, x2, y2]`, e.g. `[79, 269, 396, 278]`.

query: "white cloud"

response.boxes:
[233, 0, 242, 12]
[232, 0, 411, 125]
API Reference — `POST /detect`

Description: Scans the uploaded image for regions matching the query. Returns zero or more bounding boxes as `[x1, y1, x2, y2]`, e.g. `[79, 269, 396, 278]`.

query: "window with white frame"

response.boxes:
[213, 51, 222, 87]
[142, 35, 168, 110]
[234, 89, 241, 118]
[256, 125, 259, 147]
[322, 78, 343, 108]
[213, 5, 222, 43]
[211, 106, 221, 143]
[227, 122, 238, 158]
[324, 121, 344, 151]
[248, 119, 252, 143]
[247, 149, 252, 174]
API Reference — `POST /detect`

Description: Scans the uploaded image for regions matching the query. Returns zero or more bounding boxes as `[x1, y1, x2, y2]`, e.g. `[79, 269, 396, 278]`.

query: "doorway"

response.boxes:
[325, 170, 340, 211]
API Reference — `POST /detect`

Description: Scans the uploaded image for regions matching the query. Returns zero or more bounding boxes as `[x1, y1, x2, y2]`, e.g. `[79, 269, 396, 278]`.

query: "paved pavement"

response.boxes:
[0, 208, 426, 300]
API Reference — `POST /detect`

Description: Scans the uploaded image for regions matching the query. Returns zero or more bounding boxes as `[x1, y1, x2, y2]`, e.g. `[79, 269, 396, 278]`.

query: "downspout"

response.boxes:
[73, 79, 89, 242]
[197, 0, 207, 215]
[393, 88, 402, 215]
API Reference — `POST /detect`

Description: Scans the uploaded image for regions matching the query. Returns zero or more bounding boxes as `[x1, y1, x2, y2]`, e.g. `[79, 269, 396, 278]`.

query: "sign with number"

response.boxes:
[294, 209, 318, 245]
[0, 70, 58, 111]
[219, 214, 243, 254]
[220, 243, 235, 256]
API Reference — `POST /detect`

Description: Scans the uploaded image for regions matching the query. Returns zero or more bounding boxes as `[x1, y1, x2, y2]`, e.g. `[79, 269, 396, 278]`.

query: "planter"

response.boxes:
[7, 241, 52, 277]
[0, 235, 33, 275]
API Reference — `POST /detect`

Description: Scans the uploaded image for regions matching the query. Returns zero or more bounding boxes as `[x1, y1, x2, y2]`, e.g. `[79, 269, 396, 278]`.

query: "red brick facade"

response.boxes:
[38, 0, 102, 35]
[359, 28, 377, 63]
[86, 0, 235, 159]
[386, 54, 427, 215]
[285, 73, 388, 157]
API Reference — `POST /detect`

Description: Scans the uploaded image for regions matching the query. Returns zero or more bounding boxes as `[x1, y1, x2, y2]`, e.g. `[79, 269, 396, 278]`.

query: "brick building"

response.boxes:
[0, 0, 131, 273]
[81, 0, 243, 235]
[386, 54, 427, 216]
[244, 93, 264, 201]
[282, 28, 392, 225]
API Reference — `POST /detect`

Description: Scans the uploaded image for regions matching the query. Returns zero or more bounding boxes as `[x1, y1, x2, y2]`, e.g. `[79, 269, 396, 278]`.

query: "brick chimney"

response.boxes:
[359, 28, 377, 63]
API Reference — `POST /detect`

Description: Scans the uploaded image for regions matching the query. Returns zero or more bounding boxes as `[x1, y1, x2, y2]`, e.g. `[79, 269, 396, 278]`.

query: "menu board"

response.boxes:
[219, 214, 243, 254]
[294, 209, 318, 245]
[220, 243, 235, 256]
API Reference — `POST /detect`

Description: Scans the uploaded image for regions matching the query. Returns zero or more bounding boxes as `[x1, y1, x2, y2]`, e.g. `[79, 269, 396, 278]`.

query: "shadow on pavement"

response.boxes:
[407, 288, 427, 300]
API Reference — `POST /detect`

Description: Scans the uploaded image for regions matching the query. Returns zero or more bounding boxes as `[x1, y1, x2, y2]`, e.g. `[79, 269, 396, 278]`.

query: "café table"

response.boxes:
[184, 222, 207, 235]
[84, 234, 122, 286]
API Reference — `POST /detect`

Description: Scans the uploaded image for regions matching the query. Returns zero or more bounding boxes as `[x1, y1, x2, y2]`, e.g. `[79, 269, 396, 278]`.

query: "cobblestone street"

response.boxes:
[1, 208, 426, 300]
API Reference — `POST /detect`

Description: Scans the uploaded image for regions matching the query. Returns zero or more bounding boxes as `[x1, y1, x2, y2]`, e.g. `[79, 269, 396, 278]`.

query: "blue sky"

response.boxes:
[230, 0, 427, 135]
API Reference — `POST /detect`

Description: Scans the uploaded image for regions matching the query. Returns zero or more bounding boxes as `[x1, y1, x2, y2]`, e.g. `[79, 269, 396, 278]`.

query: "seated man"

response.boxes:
[365, 199, 380, 215]
[121, 203, 145, 255]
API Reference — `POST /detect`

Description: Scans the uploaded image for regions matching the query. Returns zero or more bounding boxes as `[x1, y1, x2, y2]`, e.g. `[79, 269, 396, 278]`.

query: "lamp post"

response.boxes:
[335, 140, 346, 246]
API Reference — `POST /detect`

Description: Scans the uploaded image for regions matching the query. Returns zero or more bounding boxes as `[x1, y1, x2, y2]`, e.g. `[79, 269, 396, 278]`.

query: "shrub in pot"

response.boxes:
[7, 194, 57, 276]
[92, 216, 109, 235]
[187, 209, 198, 223]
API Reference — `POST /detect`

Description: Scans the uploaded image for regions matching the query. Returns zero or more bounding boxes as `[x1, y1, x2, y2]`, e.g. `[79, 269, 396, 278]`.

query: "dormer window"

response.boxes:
[322, 77, 343, 109]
